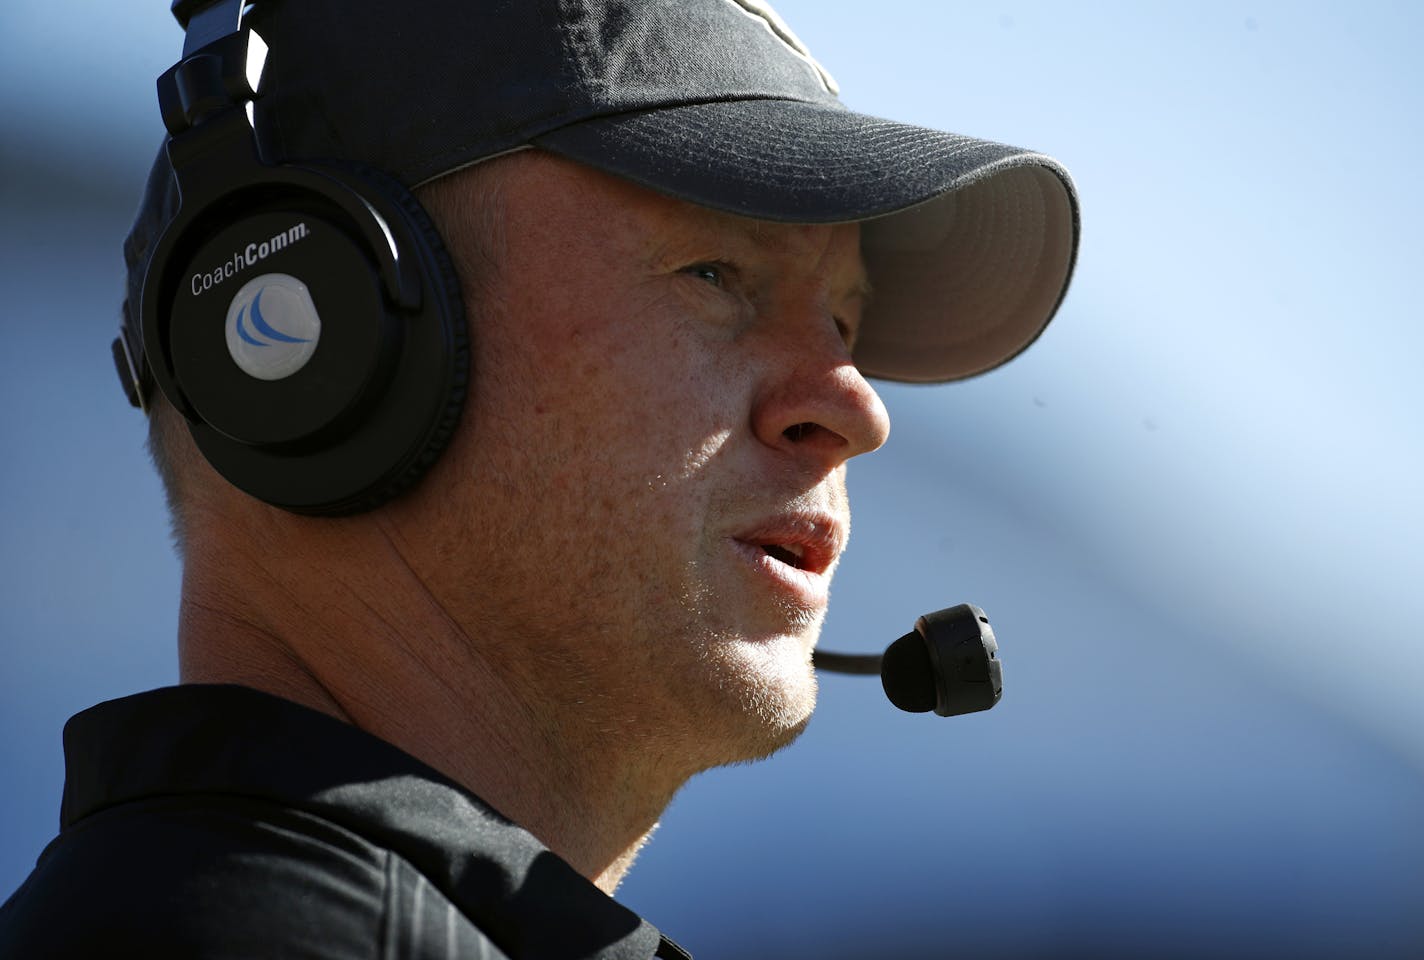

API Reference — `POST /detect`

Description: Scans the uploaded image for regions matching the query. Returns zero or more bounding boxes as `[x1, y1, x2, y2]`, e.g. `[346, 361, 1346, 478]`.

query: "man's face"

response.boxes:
[404, 153, 890, 770]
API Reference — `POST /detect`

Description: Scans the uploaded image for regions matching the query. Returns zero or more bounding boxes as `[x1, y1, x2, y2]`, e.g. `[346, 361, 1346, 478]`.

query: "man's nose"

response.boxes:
[750, 320, 892, 471]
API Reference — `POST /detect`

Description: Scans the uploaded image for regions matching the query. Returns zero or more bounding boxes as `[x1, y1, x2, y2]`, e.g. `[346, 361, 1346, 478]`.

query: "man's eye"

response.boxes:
[684, 262, 727, 288]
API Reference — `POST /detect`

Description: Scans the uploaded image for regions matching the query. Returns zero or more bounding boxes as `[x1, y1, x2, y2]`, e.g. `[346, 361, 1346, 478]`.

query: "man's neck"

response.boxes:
[176, 511, 680, 894]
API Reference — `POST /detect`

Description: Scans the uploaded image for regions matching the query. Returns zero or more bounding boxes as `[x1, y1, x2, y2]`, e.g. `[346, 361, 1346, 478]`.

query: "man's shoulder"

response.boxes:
[2, 685, 679, 959]
[0, 790, 510, 959]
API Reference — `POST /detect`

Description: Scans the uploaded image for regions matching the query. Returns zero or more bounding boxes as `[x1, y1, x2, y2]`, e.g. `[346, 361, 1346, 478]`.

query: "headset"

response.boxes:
[113, 0, 468, 516]
[112, 0, 1003, 717]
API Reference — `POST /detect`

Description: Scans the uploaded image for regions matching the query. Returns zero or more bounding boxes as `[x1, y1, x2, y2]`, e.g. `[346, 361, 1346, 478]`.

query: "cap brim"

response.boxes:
[533, 98, 1078, 383]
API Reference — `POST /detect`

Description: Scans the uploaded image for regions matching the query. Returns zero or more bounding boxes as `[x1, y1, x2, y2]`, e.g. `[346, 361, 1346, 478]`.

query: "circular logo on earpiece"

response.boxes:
[224, 273, 321, 381]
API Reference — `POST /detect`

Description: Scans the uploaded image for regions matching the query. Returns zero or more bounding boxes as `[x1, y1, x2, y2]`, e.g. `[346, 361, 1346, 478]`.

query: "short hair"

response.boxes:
[133, 157, 511, 551]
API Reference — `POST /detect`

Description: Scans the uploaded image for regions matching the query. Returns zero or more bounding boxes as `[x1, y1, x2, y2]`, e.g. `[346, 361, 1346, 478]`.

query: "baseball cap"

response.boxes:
[131, 0, 1079, 384]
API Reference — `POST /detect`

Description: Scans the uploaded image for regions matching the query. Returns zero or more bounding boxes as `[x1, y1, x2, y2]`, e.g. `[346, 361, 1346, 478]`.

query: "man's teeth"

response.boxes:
[762, 544, 806, 568]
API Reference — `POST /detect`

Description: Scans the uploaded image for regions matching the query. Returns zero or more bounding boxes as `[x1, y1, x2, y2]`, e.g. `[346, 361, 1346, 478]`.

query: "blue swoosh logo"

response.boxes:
[235, 289, 313, 346]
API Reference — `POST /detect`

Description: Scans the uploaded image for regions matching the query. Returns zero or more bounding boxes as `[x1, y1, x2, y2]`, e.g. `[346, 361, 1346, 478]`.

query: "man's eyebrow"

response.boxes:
[732, 219, 874, 303]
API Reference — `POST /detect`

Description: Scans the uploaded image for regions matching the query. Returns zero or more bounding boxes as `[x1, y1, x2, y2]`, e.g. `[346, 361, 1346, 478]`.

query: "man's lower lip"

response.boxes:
[729, 539, 830, 606]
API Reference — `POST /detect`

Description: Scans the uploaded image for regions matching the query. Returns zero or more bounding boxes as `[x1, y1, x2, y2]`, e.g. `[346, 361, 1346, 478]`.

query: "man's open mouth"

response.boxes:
[760, 543, 809, 570]
[734, 514, 843, 578]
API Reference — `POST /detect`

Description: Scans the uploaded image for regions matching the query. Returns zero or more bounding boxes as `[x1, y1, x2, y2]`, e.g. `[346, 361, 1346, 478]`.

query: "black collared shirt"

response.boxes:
[0, 684, 691, 960]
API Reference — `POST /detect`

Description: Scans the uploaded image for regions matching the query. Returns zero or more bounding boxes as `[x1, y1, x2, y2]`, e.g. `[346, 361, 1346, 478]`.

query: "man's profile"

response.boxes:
[0, 0, 1077, 955]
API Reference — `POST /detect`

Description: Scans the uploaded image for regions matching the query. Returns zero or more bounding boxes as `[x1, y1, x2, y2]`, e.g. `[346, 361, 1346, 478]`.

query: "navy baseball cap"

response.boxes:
[133, 0, 1079, 383]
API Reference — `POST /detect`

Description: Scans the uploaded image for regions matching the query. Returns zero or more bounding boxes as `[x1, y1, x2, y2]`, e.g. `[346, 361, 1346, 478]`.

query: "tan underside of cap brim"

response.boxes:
[858, 164, 1077, 383]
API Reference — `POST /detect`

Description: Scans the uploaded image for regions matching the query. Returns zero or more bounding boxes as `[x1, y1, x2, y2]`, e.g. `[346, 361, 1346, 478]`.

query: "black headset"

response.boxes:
[113, 0, 469, 516]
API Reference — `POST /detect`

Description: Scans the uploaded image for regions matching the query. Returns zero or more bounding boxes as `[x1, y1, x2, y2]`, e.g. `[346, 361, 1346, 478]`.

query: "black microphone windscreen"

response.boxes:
[880, 630, 935, 713]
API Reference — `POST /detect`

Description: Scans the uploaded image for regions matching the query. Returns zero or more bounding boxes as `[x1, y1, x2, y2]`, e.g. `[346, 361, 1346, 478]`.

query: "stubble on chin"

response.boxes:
[664, 568, 822, 770]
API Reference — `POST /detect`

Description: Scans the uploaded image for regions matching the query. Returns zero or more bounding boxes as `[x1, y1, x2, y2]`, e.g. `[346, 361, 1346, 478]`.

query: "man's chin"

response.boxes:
[731, 695, 815, 766]
[693, 634, 819, 767]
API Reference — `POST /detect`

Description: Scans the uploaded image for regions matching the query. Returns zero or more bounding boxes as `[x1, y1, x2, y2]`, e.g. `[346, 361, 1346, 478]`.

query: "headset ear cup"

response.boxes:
[155, 160, 472, 516]
[319, 164, 471, 512]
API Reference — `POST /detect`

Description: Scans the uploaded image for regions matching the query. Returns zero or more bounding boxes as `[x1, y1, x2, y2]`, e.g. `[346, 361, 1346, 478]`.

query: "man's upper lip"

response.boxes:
[733, 513, 845, 575]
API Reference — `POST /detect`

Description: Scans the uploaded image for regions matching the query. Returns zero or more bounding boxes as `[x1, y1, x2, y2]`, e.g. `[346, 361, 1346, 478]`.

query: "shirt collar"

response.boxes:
[60, 683, 691, 960]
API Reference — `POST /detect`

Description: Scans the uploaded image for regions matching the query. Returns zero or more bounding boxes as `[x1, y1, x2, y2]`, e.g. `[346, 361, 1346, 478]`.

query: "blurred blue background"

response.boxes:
[2, 1, 1421, 957]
